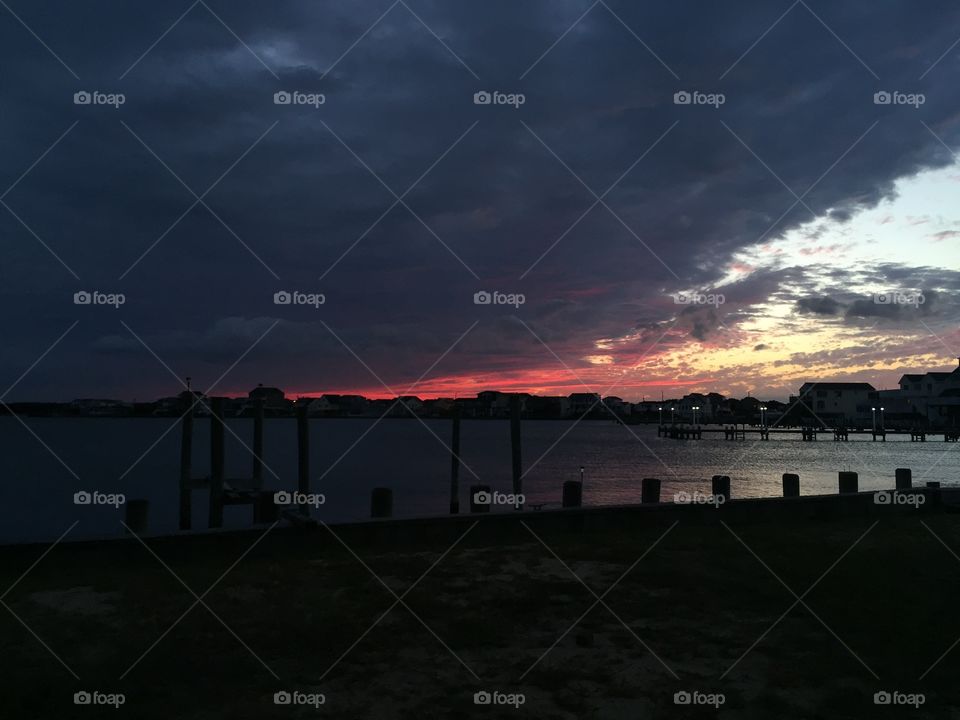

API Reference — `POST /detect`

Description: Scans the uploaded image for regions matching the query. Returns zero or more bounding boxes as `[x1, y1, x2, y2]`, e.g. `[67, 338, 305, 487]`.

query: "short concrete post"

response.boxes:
[782, 473, 800, 498]
[469, 484, 491, 513]
[641, 477, 661, 504]
[370, 487, 393, 518]
[125, 499, 149, 534]
[838, 471, 858, 495]
[926, 481, 941, 489]
[895, 468, 912, 490]
[562, 480, 582, 508]
[255, 491, 279, 523]
[711, 475, 731, 502]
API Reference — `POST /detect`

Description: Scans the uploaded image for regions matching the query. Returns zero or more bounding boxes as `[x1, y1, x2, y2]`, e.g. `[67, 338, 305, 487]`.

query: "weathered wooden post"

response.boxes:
[125, 499, 149, 534]
[782, 472, 800, 497]
[252, 396, 264, 490]
[297, 404, 309, 515]
[449, 406, 461, 514]
[895, 467, 912, 490]
[711, 474, 731, 502]
[470, 484, 491, 513]
[255, 491, 279, 523]
[178, 403, 194, 530]
[562, 480, 582, 508]
[641, 477, 661, 504]
[838, 471, 858, 495]
[371, 487, 393, 518]
[510, 394, 523, 508]
[208, 397, 225, 528]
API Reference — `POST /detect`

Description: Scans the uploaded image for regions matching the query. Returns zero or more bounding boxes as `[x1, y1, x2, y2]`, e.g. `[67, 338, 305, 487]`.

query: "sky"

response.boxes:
[1, 0, 959, 403]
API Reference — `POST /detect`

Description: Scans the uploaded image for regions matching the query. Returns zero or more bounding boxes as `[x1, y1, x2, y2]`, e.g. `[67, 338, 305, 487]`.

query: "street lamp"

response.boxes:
[693, 405, 700, 424]
[871, 406, 876, 433]
[658, 406, 663, 425]
[760, 405, 767, 427]
[670, 407, 675, 424]
[880, 407, 885, 431]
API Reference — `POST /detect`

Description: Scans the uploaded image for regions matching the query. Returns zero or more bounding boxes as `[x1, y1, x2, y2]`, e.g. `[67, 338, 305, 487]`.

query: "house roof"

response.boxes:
[799, 382, 875, 391]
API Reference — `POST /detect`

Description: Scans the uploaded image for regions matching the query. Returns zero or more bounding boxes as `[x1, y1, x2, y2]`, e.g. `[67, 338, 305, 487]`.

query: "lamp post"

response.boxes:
[658, 406, 663, 425]
[871, 407, 876, 433]
[760, 405, 767, 427]
[670, 407, 675, 424]
[693, 405, 700, 425]
[880, 407, 885, 431]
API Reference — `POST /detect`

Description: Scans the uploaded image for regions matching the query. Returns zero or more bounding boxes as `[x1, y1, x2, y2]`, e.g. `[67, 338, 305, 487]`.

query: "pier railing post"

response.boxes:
[449, 406, 461, 514]
[178, 403, 194, 530]
[208, 397, 225, 528]
[297, 404, 310, 516]
[510, 394, 523, 508]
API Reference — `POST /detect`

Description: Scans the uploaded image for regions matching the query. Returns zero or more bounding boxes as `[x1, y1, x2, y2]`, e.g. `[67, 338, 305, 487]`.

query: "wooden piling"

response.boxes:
[208, 397, 225, 528]
[125, 499, 149, 534]
[178, 405, 194, 530]
[838, 470, 858, 495]
[711, 475, 731, 502]
[252, 396, 264, 490]
[297, 404, 309, 515]
[370, 487, 393, 518]
[782, 472, 800, 497]
[510, 395, 523, 507]
[562, 480, 582, 508]
[449, 406, 461, 514]
[895, 467, 912, 490]
[641, 477, 661, 504]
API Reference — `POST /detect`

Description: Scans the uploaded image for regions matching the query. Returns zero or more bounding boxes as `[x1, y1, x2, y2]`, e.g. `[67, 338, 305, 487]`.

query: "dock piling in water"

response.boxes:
[208, 397, 225, 528]
[252, 396, 264, 490]
[178, 405, 194, 530]
[449, 407, 461, 514]
[297, 404, 309, 515]
[510, 394, 523, 508]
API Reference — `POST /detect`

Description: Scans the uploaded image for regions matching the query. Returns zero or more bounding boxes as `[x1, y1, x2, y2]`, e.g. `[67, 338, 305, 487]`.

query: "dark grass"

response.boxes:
[2, 512, 960, 719]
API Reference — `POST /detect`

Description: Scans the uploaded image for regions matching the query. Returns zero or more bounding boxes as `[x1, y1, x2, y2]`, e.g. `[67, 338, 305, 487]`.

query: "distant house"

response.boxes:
[568, 392, 601, 417]
[247, 384, 290, 410]
[70, 398, 131, 417]
[893, 359, 960, 427]
[796, 382, 877, 424]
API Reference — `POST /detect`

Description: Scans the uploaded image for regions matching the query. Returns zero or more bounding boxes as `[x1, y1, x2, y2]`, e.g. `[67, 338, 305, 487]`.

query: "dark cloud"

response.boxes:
[2, 0, 960, 399]
[795, 296, 844, 316]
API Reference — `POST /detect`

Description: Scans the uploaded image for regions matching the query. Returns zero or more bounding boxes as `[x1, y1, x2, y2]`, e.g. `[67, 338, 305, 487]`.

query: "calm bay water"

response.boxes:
[1, 417, 958, 544]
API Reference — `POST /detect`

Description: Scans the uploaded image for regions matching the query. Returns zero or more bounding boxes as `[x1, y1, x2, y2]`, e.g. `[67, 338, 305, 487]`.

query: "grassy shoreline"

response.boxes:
[2, 497, 960, 718]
